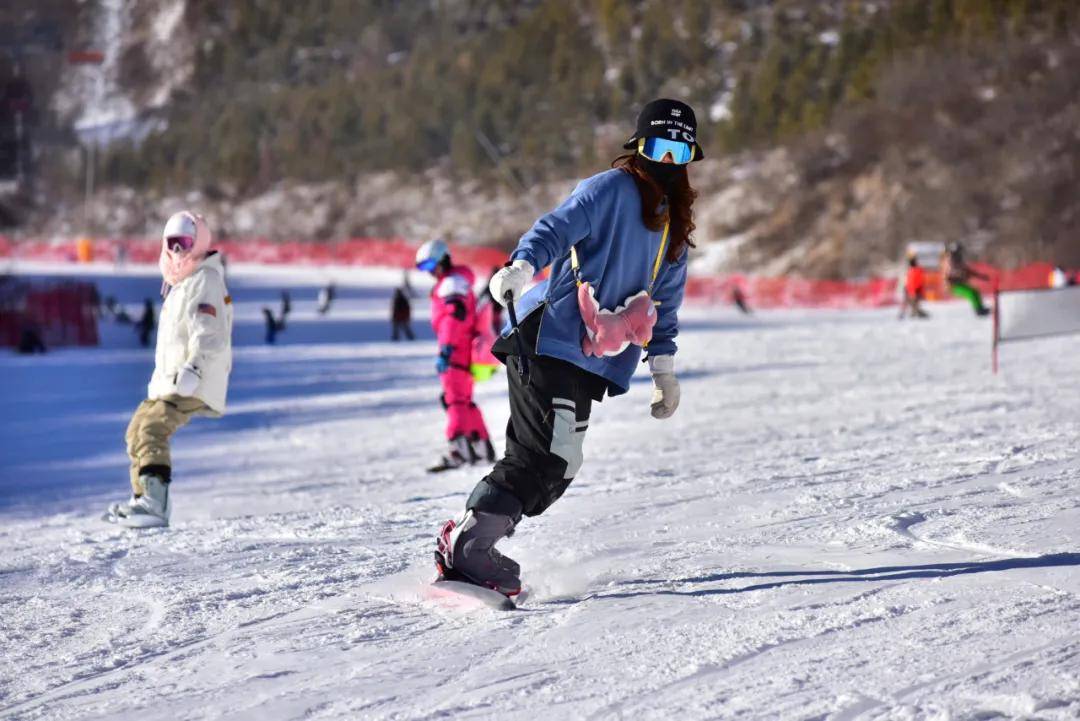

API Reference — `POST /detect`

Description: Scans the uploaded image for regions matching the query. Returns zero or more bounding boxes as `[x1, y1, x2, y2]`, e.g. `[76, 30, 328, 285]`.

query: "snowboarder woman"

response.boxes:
[434, 99, 700, 596]
[106, 211, 234, 527]
[415, 239, 495, 470]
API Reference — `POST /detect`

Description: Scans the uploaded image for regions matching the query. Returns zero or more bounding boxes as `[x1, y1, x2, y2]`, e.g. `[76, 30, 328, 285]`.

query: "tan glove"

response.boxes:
[648, 354, 679, 419]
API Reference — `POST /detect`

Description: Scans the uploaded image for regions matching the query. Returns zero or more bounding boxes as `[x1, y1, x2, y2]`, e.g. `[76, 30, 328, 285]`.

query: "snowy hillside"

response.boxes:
[1, 266, 1078, 720]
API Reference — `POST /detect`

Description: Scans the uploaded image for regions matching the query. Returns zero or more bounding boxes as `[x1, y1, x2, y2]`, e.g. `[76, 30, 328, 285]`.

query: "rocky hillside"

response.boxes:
[8, 0, 1080, 276]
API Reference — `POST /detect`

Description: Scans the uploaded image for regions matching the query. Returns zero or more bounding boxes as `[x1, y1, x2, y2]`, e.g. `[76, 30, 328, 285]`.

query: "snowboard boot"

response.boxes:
[471, 436, 496, 463]
[435, 510, 521, 596]
[106, 473, 171, 528]
[426, 436, 474, 473]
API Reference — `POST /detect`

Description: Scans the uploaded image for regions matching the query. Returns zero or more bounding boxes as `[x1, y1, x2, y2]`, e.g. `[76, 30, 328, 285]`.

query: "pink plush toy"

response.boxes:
[577, 282, 657, 357]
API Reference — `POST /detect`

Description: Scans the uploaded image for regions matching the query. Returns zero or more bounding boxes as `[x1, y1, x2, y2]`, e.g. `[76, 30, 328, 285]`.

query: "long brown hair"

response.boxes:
[612, 153, 697, 262]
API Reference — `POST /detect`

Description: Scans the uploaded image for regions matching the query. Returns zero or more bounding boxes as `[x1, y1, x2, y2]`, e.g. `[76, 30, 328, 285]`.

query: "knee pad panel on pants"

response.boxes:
[467, 479, 524, 521]
[550, 398, 586, 480]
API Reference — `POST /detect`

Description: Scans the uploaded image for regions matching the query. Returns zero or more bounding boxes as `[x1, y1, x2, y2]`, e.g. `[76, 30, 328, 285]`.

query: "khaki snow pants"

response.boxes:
[125, 396, 207, 494]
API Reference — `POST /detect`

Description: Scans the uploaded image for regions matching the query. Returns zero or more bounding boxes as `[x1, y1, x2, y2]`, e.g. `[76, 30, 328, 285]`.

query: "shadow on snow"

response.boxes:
[563, 553, 1080, 601]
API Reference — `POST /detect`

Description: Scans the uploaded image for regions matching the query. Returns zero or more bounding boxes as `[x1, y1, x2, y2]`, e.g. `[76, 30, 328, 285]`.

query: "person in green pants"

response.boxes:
[942, 243, 991, 316]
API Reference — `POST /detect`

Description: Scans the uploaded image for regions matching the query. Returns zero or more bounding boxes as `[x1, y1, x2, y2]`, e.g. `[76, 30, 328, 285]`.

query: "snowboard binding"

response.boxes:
[434, 518, 521, 600]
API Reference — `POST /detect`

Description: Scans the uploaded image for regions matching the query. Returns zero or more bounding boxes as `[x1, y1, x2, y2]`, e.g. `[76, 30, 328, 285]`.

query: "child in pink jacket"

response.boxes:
[415, 239, 494, 471]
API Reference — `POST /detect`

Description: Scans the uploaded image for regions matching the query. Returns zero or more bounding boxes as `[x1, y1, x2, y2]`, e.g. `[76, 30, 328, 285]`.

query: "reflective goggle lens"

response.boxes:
[416, 258, 439, 272]
[167, 235, 195, 253]
[639, 137, 694, 164]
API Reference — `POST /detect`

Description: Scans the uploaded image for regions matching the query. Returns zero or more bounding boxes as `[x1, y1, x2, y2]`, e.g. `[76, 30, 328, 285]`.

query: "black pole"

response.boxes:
[504, 291, 529, 378]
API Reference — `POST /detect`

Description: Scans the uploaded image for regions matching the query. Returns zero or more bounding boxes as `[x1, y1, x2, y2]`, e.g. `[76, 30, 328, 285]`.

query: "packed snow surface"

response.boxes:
[1, 265, 1078, 720]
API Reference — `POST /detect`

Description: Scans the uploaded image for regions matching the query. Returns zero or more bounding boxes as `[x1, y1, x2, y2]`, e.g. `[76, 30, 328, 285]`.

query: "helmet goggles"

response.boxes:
[637, 137, 695, 165]
[166, 235, 195, 253]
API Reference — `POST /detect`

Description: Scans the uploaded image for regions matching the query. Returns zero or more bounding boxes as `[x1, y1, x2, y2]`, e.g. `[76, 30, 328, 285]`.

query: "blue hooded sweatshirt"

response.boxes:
[506, 168, 688, 397]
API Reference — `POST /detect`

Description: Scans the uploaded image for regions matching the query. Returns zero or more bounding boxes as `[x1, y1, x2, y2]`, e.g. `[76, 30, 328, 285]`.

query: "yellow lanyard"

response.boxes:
[570, 222, 670, 293]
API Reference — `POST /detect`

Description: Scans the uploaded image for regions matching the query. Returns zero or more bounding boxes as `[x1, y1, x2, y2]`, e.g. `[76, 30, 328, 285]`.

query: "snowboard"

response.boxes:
[425, 460, 464, 474]
[101, 502, 168, 528]
[431, 551, 526, 610]
[427, 579, 518, 610]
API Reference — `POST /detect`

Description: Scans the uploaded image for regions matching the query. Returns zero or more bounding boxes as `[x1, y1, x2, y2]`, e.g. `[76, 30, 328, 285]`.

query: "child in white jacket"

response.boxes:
[106, 211, 234, 528]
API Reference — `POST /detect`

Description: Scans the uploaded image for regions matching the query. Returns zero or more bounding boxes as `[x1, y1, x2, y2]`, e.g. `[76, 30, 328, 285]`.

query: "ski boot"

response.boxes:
[105, 473, 171, 528]
[435, 510, 521, 597]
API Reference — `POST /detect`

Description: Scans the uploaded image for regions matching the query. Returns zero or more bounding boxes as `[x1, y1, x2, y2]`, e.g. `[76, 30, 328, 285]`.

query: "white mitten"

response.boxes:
[175, 363, 201, 397]
[648, 354, 680, 419]
[488, 259, 535, 307]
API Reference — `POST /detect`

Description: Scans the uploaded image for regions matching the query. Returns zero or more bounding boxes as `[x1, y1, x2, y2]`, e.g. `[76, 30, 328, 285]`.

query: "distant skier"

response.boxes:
[898, 255, 929, 319]
[104, 296, 132, 323]
[136, 298, 155, 347]
[105, 211, 233, 528]
[390, 286, 414, 340]
[732, 285, 752, 315]
[415, 238, 495, 471]
[317, 282, 336, 315]
[279, 290, 291, 328]
[1049, 266, 1070, 289]
[89, 284, 101, 319]
[16, 320, 46, 354]
[433, 98, 698, 597]
[262, 307, 279, 344]
[261, 292, 289, 344]
[942, 243, 990, 316]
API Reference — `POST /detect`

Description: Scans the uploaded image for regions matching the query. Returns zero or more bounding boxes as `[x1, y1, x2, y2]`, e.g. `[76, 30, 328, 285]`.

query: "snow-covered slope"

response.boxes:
[1, 267, 1078, 720]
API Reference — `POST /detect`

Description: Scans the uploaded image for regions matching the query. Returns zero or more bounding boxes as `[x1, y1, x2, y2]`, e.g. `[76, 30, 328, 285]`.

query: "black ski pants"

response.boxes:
[478, 353, 597, 517]
[391, 320, 414, 340]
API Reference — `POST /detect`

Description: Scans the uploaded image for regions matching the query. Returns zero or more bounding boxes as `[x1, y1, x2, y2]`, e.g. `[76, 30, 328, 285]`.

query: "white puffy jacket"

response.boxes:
[148, 253, 234, 415]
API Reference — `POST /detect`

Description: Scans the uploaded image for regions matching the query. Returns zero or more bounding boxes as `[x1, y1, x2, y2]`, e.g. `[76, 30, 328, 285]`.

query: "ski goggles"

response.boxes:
[416, 258, 439, 273]
[166, 235, 195, 253]
[637, 137, 694, 165]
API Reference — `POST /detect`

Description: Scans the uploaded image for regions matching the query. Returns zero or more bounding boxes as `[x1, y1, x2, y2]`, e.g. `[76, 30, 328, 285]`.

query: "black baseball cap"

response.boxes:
[623, 98, 705, 161]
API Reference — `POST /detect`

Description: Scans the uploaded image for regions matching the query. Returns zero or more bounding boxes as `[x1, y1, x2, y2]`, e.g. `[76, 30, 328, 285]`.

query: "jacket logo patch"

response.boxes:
[197, 303, 217, 317]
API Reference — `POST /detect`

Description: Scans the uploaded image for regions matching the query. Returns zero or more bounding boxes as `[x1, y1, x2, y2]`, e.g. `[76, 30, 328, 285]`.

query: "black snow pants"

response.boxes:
[478, 347, 605, 518]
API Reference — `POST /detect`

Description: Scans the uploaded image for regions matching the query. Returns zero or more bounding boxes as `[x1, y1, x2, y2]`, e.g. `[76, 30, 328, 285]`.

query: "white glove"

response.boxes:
[175, 363, 201, 397]
[489, 259, 535, 307]
[648, 355, 680, 419]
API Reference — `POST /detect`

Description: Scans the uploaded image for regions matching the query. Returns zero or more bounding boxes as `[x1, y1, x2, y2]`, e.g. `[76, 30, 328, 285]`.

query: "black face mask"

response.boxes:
[640, 157, 683, 192]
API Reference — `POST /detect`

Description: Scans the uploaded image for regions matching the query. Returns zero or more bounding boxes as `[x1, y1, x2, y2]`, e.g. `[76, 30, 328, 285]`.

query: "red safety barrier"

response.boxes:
[685, 274, 899, 309]
[0, 279, 99, 349]
[2, 236, 1074, 310]
[968, 262, 1069, 293]
[0, 236, 509, 274]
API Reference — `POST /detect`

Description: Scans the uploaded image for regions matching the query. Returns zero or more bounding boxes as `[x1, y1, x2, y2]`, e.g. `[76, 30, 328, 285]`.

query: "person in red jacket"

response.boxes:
[415, 239, 495, 472]
[899, 255, 929, 319]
